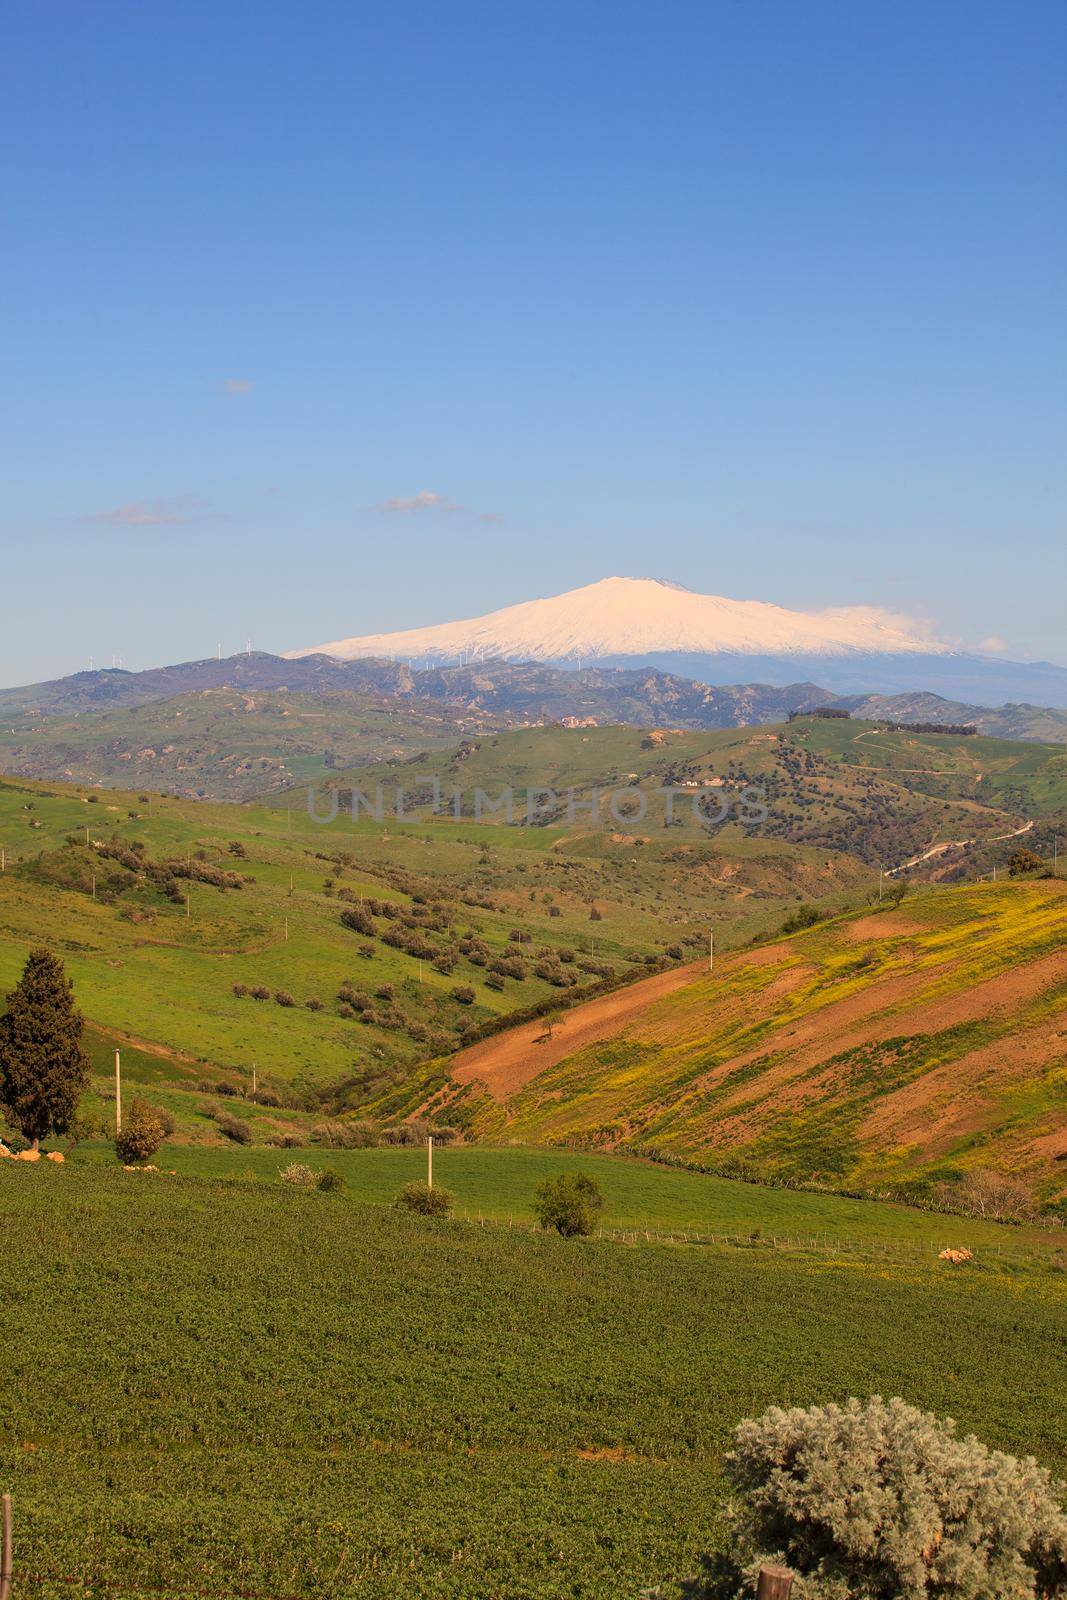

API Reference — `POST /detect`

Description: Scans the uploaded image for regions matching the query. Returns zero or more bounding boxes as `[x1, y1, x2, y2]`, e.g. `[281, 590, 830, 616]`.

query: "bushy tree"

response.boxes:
[0, 948, 90, 1150]
[115, 1098, 166, 1164]
[398, 1180, 453, 1217]
[280, 1162, 317, 1187]
[697, 1396, 1067, 1598]
[534, 1172, 604, 1237]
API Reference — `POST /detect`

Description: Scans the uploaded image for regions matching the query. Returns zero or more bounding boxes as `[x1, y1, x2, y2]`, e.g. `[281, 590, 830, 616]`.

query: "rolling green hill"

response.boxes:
[1, 717, 1063, 1173]
[416, 880, 1067, 1201]
[306, 716, 1067, 870]
[0, 768, 866, 1131]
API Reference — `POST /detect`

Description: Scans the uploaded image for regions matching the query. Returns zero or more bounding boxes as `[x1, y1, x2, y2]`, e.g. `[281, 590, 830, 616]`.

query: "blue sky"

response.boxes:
[2, 0, 1064, 683]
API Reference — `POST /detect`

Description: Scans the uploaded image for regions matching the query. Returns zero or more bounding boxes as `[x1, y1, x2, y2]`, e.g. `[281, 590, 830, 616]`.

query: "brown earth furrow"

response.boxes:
[687, 948, 1067, 1119]
[858, 1013, 1067, 1157]
[451, 958, 711, 1101]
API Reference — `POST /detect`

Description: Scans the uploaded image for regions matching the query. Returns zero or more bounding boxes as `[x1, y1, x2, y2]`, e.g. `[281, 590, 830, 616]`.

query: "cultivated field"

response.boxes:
[2, 1156, 1064, 1598]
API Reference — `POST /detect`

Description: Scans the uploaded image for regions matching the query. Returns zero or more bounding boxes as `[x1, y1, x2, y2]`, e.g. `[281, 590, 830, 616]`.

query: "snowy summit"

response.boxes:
[286, 576, 949, 665]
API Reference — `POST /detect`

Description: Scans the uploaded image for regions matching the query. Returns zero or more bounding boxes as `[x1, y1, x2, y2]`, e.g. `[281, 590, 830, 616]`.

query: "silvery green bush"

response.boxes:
[702, 1396, 1067, 1599]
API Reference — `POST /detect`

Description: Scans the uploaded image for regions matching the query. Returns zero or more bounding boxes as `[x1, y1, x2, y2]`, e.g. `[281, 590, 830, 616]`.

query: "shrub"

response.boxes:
[340, 907, 375, 937]
[250, 985, 271, 1002]
[781, 903, 821, 934]
[279, 1162, 317, 1187]
[317, 1167, 345, 1192]
[305, 996, 324, 1011]
[938, 1169, 1038, 1223]
[232, 982, 249, 997]
[703, 1395, 1067, 1599]
[115, 1098, 166, 1164]
[215, 1080, 239, 1097]
[380, 1123, 425, 1147]
[1009, 848, 1047, 878]
[216, 1111, 252, 1145]
[398, 1180, 453, 1217]
[153, 1105, 177, 1137]
[451, 985, 475, 1005]
[533, 1172, 604, 1237]
[274, 990, 296, 1007]
[313, 1118, 378, 1149]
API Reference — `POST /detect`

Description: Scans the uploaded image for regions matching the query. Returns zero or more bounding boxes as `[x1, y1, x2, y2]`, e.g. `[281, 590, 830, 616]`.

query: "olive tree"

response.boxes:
[695, 1395, 1067, 1598]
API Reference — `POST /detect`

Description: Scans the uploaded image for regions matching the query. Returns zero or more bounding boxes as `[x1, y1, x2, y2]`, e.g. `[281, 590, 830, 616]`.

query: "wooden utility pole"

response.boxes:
[252, 1064, 257, 1098]
[114, 1050, 122, 1134]
[708, 929, 714, 973]
[427, 1134, 433, 1190]
[756, 1567, 793, 1600]
[0, 1491, 11, 1600]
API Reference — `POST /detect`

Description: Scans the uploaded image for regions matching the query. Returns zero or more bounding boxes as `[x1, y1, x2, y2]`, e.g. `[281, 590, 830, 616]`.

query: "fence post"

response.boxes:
[756, 1565, 793, 1599]
[1, 1492, 12, 1600]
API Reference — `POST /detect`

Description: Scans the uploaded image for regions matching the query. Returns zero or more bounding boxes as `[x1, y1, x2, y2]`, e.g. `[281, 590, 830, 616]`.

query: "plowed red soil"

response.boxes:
[452, 957, 712, 1101]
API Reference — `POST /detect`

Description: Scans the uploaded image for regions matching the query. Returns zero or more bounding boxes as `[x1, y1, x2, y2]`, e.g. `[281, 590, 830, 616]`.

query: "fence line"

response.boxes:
[458, 1209, 1047, 1269]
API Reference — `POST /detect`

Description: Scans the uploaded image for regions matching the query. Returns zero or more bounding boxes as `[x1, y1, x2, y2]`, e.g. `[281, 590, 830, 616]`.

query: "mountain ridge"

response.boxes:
[2, 653, 1066, 802]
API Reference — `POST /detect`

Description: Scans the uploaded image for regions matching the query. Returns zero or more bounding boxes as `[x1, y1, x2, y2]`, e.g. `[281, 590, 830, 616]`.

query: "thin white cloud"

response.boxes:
[980, 635, 1009, 654]
[377, 489, 502, 523]
[223, 378, 253, 395]
[378, 490, 462, 514]
[82, 497, 221, 527]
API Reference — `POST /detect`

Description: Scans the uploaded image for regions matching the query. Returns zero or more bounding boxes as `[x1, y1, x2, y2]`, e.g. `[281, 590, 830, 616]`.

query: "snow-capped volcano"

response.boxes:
[287, 577, 951, 665]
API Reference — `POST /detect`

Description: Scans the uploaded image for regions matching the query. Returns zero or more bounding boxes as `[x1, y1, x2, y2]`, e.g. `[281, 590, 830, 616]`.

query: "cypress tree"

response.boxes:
[0, 947, 90, 1150]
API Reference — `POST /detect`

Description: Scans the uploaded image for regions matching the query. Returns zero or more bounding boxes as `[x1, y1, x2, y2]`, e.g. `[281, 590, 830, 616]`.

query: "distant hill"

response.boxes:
[301, 717, 1067, 873]
[0, 686, 489, 800]
[407, 880, 1067, 1201]
[0, 651, 417, 716]
[1, 653, 1065, 804]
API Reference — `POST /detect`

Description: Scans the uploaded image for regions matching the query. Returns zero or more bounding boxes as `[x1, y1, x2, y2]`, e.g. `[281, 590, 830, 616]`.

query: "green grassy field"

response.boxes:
[65, 1140, 1065, 1263]
[2, 1158, 1064, 1598]
[0, 770, 873, 1110]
